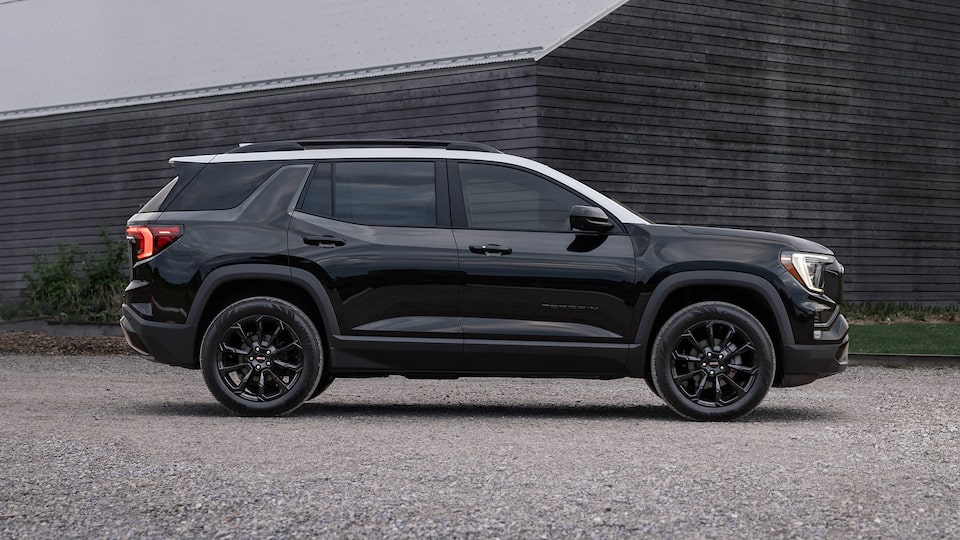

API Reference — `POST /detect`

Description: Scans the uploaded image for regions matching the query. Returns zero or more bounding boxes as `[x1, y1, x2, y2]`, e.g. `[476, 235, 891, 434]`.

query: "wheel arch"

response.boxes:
[631, 271, 794, 383]
[186, 265, 340, 366]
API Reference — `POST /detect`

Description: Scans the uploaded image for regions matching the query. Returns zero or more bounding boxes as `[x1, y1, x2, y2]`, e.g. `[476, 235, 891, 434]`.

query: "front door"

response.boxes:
[450, 161, 636, 375]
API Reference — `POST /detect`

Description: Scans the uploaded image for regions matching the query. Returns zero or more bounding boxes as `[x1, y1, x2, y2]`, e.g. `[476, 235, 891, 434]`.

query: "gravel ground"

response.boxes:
[0, 331, 129, 356]
[1, 353, 958, 539]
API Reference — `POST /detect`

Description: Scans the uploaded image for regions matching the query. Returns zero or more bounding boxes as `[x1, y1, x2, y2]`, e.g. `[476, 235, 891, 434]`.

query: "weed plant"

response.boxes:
[21, 232, 127, 323]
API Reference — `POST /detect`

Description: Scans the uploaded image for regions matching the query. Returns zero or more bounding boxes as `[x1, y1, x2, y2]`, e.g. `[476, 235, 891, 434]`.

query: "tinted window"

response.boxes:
[300, 162, 332, 217]
[459, 163, 588, 231]
[301, 161, 436, 227]
[243, 165, 314, 216]
[165, 162, 284, 211]
[140, 177, 178, 212]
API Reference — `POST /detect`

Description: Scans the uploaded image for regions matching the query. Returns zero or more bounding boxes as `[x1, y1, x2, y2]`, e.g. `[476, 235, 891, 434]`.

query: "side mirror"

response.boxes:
[570, 205, 614, 233]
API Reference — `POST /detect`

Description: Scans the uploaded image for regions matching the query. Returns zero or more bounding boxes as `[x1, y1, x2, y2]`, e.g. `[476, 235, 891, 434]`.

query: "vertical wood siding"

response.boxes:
[537, 0, 960, 304]
[0, 63, 538, 304]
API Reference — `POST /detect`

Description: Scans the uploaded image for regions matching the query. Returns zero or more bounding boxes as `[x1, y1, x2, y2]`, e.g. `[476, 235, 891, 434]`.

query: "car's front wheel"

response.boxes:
[651, 301, 775, 421]
[200, 297, 324, 416]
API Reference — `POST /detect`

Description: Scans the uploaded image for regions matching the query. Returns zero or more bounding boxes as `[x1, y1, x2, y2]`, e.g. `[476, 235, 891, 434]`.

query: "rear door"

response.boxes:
[450, 161, 636, 375]
[288, 159, 461, 373]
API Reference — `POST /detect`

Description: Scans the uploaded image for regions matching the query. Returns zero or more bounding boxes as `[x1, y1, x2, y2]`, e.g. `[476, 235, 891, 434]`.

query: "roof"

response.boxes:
[0, 0, 627, 120]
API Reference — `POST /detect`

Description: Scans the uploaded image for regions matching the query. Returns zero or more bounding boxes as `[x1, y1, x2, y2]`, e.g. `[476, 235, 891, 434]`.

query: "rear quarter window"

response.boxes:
[139, 177, 178, 212]
[164, 162, 285, 211]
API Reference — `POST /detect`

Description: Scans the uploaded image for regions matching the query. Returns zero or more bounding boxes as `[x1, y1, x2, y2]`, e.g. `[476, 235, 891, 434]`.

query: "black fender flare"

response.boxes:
[628, 271, 794, 375]
[186, 264, 341, 341]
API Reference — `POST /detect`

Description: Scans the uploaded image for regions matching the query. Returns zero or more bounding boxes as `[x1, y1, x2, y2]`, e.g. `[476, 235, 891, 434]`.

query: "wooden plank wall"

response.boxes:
[537, 0, 960, 305]
[3, 0, 958, 307]
[0, 63, 538, 305]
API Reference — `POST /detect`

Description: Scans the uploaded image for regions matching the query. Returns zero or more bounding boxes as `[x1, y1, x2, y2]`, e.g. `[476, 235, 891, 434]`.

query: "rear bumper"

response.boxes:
[120, 304, 198, 369]
[778, 315, 850, 387]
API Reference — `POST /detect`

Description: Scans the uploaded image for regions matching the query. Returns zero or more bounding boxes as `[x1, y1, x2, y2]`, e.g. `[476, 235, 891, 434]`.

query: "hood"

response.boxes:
[676, 225, 833, 255]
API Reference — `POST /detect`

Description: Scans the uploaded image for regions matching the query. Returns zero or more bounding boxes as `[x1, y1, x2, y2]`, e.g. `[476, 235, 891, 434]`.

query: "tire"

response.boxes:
[644, 376, 660, 397]
[309, 373, 336, 400]
[651, 301, 775, 421]
[200, 297, 324, 416]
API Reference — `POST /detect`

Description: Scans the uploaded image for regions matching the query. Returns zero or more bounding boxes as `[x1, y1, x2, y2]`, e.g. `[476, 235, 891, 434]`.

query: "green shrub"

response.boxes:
[22, 232, 127, 323]
[0, 302, 19, 321]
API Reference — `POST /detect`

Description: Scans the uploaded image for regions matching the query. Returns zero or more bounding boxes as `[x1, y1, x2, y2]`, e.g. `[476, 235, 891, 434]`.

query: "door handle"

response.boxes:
[469, 244, 512, 256]
[303, 235, 346, 247]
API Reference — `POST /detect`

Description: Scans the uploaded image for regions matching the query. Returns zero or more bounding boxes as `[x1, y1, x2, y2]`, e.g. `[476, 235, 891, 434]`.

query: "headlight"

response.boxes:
[781, 252, 833, 293]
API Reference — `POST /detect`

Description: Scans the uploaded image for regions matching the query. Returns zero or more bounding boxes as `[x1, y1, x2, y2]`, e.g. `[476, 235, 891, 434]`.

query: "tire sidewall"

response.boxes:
[651, 301, 775, 421]
[308, 373, 336, 400]
[200, 297, 323, 416]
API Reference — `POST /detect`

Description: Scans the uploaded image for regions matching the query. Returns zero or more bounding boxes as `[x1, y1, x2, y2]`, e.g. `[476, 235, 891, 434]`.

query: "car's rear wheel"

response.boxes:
[309, 373, 335, 400]
[200, 297, 323, 416]
[644, 376, 660, 397]
[651, 301, 775, 421]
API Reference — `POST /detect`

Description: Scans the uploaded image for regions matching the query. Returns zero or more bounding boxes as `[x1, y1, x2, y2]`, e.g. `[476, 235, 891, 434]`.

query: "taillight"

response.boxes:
[126, 225, 183, 260]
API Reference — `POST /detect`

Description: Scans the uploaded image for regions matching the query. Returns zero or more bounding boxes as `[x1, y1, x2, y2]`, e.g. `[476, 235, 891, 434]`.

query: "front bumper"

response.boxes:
[120, 303, 199, 369]
[778, 315, 849, 387]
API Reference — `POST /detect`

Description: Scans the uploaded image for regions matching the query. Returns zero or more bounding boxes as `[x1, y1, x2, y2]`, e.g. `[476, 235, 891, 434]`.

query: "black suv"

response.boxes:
[122, 140, 848, 421]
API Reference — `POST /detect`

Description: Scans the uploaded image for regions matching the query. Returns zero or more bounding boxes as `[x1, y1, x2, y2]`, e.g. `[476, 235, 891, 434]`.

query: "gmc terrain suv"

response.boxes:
[122, 140, 848, 421]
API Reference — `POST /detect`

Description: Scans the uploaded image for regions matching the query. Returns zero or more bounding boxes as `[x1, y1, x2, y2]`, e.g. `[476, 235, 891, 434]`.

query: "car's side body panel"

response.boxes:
[454, 228, 637, 374]
[288, 213, 462, 373]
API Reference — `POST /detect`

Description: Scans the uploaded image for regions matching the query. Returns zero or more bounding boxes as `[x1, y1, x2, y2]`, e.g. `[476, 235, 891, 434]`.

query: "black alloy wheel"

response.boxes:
[651, 301, 775, 421]
[217, 315, 304, 401]
[669, 319, 759, 406]
[200, 297, 323, 416]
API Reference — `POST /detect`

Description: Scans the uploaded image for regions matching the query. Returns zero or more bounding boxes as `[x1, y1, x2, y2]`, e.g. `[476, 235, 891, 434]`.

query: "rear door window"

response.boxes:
[300, 161, 438, 227]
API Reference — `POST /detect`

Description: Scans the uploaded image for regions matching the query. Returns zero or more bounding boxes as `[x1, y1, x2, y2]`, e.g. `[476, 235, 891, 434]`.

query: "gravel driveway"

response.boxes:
[1, 354, 957, 538]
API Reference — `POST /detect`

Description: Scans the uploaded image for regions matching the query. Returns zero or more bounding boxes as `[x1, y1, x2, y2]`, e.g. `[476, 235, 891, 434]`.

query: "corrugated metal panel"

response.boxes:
[0, 0, 626, 119]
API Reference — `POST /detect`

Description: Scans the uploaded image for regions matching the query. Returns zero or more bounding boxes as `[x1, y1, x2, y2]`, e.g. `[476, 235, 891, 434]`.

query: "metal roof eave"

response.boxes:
[534, 0, 630, 60]
[0, 47, 541, 122]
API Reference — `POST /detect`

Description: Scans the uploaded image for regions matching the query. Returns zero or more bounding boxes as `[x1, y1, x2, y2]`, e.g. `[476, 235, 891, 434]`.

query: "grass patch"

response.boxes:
[844, 302, 959, 323]
[849, 323, 960, 355]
